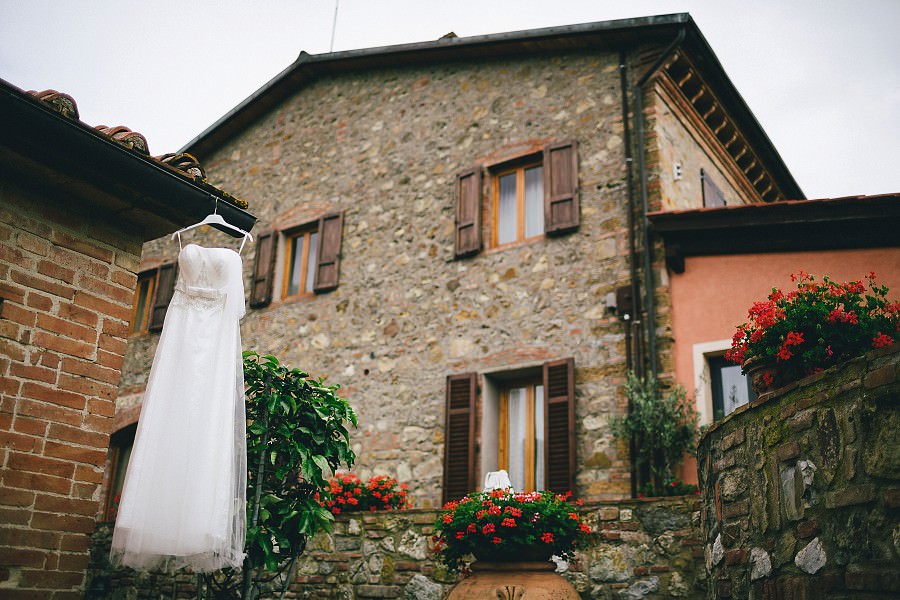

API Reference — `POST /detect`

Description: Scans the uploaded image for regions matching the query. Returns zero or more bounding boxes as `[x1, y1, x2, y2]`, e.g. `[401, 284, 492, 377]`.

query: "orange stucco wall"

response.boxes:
[670, 247, 900, 483]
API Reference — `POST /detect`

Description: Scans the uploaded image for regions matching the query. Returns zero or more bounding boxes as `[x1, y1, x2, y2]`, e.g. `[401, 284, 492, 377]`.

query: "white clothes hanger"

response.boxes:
[172, 196, 254, 253]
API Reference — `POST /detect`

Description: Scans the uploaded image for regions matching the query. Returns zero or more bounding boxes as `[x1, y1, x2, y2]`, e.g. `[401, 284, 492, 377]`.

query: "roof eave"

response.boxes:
[181, 14, 693, 158]
[1, 79, 257, 241]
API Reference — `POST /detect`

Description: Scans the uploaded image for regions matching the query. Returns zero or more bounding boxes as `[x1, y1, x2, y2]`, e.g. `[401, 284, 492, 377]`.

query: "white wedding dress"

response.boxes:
[110, 243, 247, 573]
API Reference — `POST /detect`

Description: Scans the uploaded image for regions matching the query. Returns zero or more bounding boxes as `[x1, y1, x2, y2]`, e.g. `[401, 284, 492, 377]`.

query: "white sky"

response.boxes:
[1, 0, 898, 200]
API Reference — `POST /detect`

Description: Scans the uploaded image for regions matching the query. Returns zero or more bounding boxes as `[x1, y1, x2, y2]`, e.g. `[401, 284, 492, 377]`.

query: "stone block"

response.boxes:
[775, 441, 800, 462]
[825, 484, 876, 508]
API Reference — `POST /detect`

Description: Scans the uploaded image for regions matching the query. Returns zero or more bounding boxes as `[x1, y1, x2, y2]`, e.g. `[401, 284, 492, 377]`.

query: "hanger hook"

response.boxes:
[211, 194, 219, 215]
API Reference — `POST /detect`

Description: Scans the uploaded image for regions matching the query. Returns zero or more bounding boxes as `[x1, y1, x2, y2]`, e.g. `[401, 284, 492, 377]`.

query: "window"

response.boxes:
[282, 227, 319, 298]
[498, 379, 545, 491]
[708, 355, 756, 420]
[692, 340, 755, 424]
[442, 358, 574, 504]
[701, 168, 726, 207]
[250, 212, 344, 308]
[453, 140, 579, 258]
[129, 264, 176, 334]
[130, 272, 155, 333]
[105, 424, 136, 520]
[492, 163, 544, 247]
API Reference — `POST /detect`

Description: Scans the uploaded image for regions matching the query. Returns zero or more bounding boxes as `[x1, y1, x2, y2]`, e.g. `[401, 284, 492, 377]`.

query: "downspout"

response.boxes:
[634, 27, 685, 381]
[618, 50, 639, 499]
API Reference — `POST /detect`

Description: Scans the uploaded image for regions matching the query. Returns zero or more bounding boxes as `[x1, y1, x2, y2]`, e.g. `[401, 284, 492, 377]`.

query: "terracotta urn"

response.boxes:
[742, 356, 782, 395]
[445, 560, 580, 599]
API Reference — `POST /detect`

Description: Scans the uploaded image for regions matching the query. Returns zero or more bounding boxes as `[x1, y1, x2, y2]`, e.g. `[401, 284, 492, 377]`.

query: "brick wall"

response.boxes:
[0, 181, 142, 599]
[87, 497, 706, 599]
[697, 344, 900, 598]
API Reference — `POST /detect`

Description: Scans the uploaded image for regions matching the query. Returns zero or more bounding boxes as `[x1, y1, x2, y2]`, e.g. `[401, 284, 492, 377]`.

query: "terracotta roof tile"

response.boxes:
[155, 152, 206, 179]
[24, 89, 232, 201]
[94, 125, 150, 154]
[26, 89, 79, 119]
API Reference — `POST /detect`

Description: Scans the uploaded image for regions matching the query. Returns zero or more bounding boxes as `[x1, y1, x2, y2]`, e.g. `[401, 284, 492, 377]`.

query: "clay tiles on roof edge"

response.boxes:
[24, 88, 236, 205]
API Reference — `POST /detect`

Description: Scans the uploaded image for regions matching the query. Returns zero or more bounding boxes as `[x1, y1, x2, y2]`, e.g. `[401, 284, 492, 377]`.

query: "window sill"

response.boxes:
[486, 235, 545, 254]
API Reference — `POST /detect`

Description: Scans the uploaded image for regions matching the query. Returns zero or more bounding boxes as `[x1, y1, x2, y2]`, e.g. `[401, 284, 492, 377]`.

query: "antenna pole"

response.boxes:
[329, 0, 339, 52]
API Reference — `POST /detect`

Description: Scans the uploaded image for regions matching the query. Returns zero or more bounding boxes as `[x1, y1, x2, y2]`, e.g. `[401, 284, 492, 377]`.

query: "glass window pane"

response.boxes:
[507, 387, 527, 492]
[305, 232, 319, 293]
[498, 173, 517, 245]
[287, 235, 303, 296]
[524, 166, 544, 238]
[534, 384, 545, 490]
[718, 363, 751, 416]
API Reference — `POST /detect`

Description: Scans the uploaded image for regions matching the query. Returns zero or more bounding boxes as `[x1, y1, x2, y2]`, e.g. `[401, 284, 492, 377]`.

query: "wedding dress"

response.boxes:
[110, 243, 247, 573]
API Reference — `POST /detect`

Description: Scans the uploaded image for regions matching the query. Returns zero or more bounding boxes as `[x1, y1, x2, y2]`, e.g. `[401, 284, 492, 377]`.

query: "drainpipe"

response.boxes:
[633, 27, 686, 381]
[618, 50, 639, 499]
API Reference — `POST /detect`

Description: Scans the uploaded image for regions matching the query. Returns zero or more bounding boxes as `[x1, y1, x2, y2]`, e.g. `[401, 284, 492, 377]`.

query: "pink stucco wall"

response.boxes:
[670, 247, 900, 483]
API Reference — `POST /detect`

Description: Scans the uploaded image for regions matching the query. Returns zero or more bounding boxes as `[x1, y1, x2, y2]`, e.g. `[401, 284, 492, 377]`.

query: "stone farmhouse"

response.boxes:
[0, 79, 256, 599]
[110, 12, 832, 514]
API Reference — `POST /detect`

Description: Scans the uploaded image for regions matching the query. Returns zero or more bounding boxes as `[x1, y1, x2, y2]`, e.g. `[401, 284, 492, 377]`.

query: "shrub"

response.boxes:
[609, 372, 699, 497]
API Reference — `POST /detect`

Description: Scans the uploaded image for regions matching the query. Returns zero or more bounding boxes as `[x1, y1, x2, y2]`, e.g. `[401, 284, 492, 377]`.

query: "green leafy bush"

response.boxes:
[432, 490, 591, 573]
[610, 372, 698, 497]
[202, 352, 357, 599]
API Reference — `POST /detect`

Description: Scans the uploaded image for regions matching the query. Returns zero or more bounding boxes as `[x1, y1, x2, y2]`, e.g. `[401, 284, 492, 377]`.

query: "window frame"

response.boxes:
[105, 424, 136, 521]
[281, 225, 319, 299]
[497, 376, 545, 492]
[129, 271, 157, 334]
[692, 339, 754, 424]
[489, 158, 545, 249]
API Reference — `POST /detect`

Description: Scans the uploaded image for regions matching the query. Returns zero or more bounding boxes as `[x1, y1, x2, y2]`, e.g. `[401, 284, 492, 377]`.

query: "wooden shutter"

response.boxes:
[543, 358, 575, 495]
[454, 168, 482, 258]
[249, 229, 277, 308]
[442, 373, 477, 504]
[543, 140, 579, 235]
[148, 263, 176, 331]
[314, 212, 343, 293]
[701, 168, 726, 207]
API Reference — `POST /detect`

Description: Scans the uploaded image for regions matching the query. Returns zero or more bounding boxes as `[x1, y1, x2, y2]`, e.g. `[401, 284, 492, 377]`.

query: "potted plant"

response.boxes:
[319, 473, 412, 514]
[726, 272, 898, 391]
[433, 489, 589, 599]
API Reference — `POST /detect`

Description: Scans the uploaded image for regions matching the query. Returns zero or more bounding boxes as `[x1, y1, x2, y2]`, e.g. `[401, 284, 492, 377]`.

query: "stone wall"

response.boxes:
[0, 182, 142, 599]
[86, 497, 706, 599]
[124, 48, 645, 506]
[697, 345, 900, 598]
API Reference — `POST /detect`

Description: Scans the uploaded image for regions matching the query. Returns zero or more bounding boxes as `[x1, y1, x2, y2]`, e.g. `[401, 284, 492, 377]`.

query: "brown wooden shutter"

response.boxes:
[543, 358, 575, 495]
[249, 229, 277, 308]
[543, 140, 579, 235]
[442, 373, 477, 504]
[314, 212, 343, 293]
[148, 263, 176, 331]
[701, 168, 726, 207]
[454, 168, 482, 258]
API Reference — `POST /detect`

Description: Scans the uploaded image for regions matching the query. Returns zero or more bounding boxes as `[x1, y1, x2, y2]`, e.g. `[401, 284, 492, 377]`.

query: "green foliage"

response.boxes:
[432, 490, 591, 573]
[610, 372, 698, 497]
[242, 351, 357, 572]
[204, 352, 357, 599]
[727, 272, 898, 381]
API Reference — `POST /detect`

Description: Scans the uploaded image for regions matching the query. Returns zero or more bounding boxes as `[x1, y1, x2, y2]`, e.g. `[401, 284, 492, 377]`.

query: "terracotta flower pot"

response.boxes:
[446, 561, 580, 599]
[743, 356, 782, 395]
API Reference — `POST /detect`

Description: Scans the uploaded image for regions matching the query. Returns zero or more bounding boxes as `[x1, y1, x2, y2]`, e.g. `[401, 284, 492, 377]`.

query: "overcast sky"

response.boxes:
[1, 0, 897, 200]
